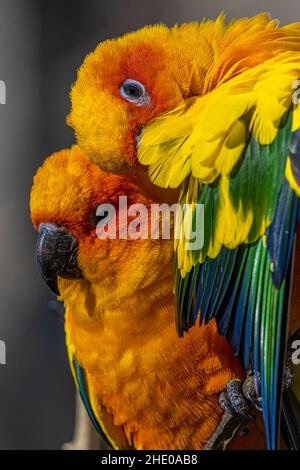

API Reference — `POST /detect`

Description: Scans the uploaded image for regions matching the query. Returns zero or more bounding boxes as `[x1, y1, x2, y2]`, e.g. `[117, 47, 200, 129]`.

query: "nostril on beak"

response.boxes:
[36, 223, 83, 296]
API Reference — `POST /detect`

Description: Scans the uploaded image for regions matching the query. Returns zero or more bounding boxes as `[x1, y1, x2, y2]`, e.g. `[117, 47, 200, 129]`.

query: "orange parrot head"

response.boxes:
[67, 14, 297, 175]
[30, 146, 173, 304]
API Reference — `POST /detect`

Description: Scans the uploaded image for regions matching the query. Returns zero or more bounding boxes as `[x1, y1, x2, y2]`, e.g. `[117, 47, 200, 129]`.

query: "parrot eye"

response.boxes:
[96, 211, 108, 224]
[96, 210, 109, 225]
[120, 79, 150, 106]
[89, 208, 112, 228]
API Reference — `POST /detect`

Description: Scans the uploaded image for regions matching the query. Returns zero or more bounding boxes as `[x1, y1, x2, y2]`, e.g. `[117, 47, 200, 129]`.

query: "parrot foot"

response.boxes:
[212, 356, 294, 450]
[284, 338, 295, 390]
[242, 361, 293, 411]
[206, 376, 259, 449]
[204, 411, 249, 450]
[219, 379, 256, 421]
[283, 364, 293, 390]
[242, 372, 263, 411]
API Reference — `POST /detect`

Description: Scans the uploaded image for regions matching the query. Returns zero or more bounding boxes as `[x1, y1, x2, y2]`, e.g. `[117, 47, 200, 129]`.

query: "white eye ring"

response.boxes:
[120, 79, 150, 106]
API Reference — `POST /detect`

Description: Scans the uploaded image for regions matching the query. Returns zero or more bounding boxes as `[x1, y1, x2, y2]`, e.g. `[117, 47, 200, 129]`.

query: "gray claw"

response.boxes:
[219, 379, 256, 420]
[242, 372, 262, 411]
[283, 364, 293, 390]
[219, 390, 236, 415]
[241, 362, 293, 412]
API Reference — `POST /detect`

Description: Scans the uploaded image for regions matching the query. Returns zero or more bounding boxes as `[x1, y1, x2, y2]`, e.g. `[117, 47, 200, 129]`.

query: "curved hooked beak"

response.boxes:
[36, 223, 83, 296]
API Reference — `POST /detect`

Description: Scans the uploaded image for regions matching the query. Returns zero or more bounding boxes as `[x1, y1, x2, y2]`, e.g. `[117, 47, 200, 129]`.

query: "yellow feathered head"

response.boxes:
[67, 13, 300, 180]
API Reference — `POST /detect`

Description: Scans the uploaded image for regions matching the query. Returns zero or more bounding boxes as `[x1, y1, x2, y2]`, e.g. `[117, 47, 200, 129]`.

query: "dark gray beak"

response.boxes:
[36, 223, 83, 295]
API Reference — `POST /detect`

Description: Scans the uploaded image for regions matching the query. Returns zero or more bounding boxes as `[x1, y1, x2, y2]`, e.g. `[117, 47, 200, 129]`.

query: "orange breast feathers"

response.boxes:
[30, 145, 244, 449]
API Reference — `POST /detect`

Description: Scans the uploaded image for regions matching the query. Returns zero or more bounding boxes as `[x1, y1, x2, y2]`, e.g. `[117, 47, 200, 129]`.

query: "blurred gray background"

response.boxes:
[0, 0, 298, 450]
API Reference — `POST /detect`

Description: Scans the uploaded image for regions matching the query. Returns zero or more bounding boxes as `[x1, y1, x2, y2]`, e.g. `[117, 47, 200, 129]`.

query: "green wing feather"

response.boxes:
[174, 111, 299, 449]
[137, 58, 300, 447]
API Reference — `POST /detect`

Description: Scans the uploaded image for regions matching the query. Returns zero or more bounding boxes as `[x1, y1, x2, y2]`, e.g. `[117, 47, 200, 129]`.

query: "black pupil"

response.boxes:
[96, 210, 108, 224]
[125, 84, 142, 98]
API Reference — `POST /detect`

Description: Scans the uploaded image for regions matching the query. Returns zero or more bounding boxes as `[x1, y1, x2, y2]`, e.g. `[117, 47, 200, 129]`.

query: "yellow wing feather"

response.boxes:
[138, 53, 300, 276]
[138, 53, 300, 189]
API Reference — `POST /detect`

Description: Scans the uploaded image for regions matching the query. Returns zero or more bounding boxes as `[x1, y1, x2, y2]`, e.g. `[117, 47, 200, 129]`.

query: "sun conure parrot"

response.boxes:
[65, 13, 300, 449]
[29, 145, 271, 450]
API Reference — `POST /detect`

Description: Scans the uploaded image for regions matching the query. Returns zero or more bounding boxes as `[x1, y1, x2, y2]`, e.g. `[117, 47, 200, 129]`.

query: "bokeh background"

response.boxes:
[0, 0, 299, 450]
